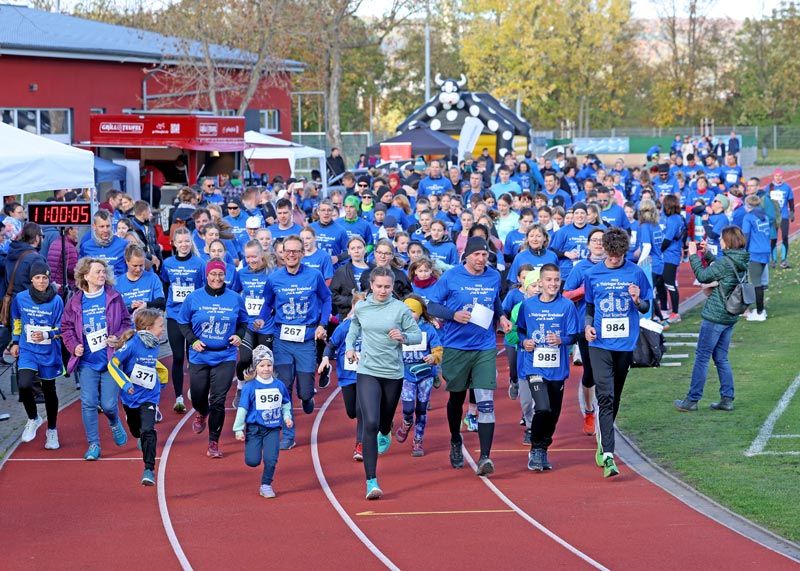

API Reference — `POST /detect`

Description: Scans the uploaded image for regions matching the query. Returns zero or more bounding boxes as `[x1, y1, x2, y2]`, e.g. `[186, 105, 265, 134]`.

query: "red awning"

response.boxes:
[174, 141, 247, 152]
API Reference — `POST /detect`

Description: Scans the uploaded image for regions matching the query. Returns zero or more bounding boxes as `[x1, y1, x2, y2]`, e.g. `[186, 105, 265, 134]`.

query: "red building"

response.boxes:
[0, 5, 303, 183]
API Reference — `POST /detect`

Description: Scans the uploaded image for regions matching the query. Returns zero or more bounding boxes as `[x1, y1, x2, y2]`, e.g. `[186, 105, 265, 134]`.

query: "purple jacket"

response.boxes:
[61, 285, 132, 373]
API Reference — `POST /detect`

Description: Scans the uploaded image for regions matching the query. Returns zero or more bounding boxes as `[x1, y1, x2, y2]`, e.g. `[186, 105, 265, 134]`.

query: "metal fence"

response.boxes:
[292, 131, 373, 167]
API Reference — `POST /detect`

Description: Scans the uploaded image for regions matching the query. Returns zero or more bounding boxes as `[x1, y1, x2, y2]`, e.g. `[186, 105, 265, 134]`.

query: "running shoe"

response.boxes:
[302, 398, 315, 414]
[44, 428, 60, 450]
[280, 439, 296, 450]
[744, 309, 756, 321]
[667, 313, 682, 324]
[508, 380, 519, 400]
[377, 432, 391, 455]
[595, 439, 604, 467]
[411, 438, 424, 457]
[111, 422, 128, 447]
[353, 441, 363, 461]
[780, 261, 791, 269]
[528, 449, 544, 471]
[206, 440, 223, 459]
[674, 398, 698, 412]
[141, 469, 156, 487]
[432, 375, 442, 389]
[318, 369, 331, 389]
[522, 429, 531, 445]
[463, 413, 478, 432]
[603, 456, 619, 478]
[519, 415, 526, 426]
[365, 478, 383, 500]
[260, 484, 276, 498]
[583, 410, 596, 435]
[84, 443, 101, 461]
[476, 455, 495, 477]
[710, 397, 734, 411]
[173, 396, 186, 414]
[450, 440, 464, 469]
[21, 416, 43, 443]
[155, 406, 163, 423]
[542, 451, 553, 471]
[395, 420, 412, 443]
[752, 311, 767, 322]
[192, 413, 207, 434]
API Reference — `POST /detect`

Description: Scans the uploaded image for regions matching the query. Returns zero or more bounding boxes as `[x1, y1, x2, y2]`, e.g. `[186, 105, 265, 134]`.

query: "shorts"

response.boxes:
[273, 338, 316, 373]
[441, 347, 497, 392]
[18, 357, 63, 381]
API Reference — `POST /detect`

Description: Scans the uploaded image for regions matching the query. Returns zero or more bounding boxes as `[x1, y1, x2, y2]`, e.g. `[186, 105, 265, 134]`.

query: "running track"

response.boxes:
[4, 172, 800, 570]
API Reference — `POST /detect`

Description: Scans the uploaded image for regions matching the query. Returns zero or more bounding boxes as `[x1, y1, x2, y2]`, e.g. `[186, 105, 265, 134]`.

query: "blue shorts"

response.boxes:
[19, 361, 63, 381]
[273, 338, 316, 373]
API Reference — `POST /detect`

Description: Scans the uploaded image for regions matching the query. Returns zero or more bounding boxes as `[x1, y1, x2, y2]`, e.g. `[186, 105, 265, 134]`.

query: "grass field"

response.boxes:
[617, 248, 800, 542]
[754, 148, 800, 166]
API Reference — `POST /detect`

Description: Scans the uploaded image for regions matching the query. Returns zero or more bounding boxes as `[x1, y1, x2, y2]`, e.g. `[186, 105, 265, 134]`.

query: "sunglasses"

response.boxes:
[228, 205, 240, 210]
[357, 183, 369, 187]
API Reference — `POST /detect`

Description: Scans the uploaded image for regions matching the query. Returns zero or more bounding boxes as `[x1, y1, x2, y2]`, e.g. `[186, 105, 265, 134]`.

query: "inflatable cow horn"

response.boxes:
[434, 73, 444, 86]
[457, 74, 467, 87]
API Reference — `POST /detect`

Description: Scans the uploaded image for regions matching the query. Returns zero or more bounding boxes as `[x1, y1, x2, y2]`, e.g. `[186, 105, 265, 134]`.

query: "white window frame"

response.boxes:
[259, 109, 280, 134]
[0, 108, 72, 143]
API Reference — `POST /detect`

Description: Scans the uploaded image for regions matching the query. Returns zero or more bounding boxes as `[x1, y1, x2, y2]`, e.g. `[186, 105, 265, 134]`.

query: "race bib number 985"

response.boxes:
[533, 347, 560, 368]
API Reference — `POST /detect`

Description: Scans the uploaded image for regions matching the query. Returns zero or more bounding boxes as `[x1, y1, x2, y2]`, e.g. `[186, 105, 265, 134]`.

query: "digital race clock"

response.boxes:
[27, 202, 93, 226]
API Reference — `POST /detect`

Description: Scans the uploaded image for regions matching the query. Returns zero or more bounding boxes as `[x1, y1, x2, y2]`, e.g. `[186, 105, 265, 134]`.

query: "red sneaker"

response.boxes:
[583, 411, 596, 436]
[395, 420, 412, 443]
[206, 440, 223, 459]
[353, 441, 363, 462]
[192, 413, 207, 434]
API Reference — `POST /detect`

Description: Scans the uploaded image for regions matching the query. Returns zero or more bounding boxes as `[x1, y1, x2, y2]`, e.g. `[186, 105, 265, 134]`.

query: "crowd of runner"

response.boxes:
[2, 141, 795, 499]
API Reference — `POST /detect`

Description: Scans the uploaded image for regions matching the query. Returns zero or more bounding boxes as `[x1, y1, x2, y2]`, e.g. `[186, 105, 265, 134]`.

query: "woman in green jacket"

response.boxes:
[675, 226, 750, 412]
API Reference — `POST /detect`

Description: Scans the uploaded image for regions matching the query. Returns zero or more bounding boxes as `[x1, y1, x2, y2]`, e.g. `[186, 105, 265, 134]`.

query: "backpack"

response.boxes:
[632, 318, 666, 368]
[723, 257, 755, 315]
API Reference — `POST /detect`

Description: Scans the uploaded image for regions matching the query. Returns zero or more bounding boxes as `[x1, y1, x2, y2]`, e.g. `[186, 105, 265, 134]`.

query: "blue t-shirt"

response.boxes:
[517, 294, 579, 381]
[269, 223, 304, 241]
[110, 333, 163, 408]
[327, 319, 359, 387]
[652, 177, 679, 199]
[11, 290, 64, 371]
[81, 290, 109, 371]
[259, 265, 332, 342]
[507, 249, 560, 284]
[765, 182, 794, 218]
[160, 254, 206, 320]
[584, 260, 652, 352]
[310, 221, 349, 260]
[703, 213, 729, 256]
[115, 271, 164, 310]
[427, 240, 459, 267]
[662, 214, 685, 265]
[719, 165, 742, 190]
[79, 236, 128, 276]
[419, 175, 454, 197]
[178, 287, 248, 366]
[401, 321, 441, 383]
[237, 265, 273, 333]
[639, 222, 665, 274]
[599, 204, 630, 230]
[742, 210, 772, 264]
[303, 249, 334, 280]
[503, 229, 526, 258]
[563, 259, 597, 327]
[549, 223, 599, 279]
[239, 376, 292, 428]
[338, 218, 373, 246]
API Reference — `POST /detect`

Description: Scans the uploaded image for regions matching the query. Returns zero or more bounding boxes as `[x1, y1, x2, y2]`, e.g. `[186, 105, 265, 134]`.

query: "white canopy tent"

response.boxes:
[0, 122, 95, 195]
[244, 130, 327, 191]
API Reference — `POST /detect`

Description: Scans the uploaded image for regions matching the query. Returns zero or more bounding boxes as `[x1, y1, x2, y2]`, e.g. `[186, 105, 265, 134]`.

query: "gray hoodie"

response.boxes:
[346, 294, 422, 379]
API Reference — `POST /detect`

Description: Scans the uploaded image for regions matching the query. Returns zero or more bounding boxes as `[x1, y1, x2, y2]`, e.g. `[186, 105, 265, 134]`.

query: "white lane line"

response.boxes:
[462, 445, 610, 571]
[8, 457, 162, 461]
[310, 387, 401, 571]
[770, 434, 800, 438]
[745, 374, 800, 457]
[157, 409, 195, 571]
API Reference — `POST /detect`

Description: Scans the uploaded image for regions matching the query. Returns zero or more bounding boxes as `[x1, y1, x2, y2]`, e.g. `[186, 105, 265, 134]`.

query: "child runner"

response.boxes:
[233, 345, 293, 498]
[319, 292, 367, 461]
[108, 308, 169, 486]
[517, 264, 580, 471]
[394, 295, 442, 457]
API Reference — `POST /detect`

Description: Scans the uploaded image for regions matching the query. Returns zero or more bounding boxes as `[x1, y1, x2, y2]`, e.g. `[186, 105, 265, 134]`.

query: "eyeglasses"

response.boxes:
[375, 250, 393, 256]
[589, 238, 604, 244]
[283, 249, 302, 256]
[361, 195, 372, 200]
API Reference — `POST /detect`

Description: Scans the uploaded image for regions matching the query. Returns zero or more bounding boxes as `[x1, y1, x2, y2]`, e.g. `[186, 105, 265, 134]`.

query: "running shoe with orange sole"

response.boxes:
[583, 411, 596, 435]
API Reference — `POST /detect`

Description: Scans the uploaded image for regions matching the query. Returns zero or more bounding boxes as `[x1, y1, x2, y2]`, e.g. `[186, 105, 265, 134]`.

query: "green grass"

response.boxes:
[754, 148, 800, 166]
[618, 248, 800, 542]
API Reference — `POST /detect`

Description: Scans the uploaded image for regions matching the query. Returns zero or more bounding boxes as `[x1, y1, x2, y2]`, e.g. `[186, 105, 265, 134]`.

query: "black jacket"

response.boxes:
[359, 265, 413, 301]
[1, 241, 47, 296]
[329, 262, 370, 319]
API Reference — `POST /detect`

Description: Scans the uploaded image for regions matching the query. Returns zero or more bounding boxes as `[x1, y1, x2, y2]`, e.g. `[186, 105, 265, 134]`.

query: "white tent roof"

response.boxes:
[0, 123, 95, 194]
[244, 131, 295, 147]
[244, 130, 327, 189]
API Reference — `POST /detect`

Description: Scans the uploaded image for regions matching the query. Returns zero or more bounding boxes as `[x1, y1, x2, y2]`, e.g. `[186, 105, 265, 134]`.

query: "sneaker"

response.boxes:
[710, 397, 734, 411]
[744, 308, 756, 321]
[519, 415, 526, 426]
[173, 396, 186, 414]
[155, 406, 163, 423]
[595, 440, 604, 467]
[353, 441, 363, 461]
[280, 439, 296, 450]
[84, 443, 101, 461]
[522, 429, 531, 445]
[508, 380, 519, 400]
[432, 375, 442, 389]
[377, 432, 391, 455]
[411, 438, 424, 457]
[603, 456, 619, 478]
[752, 311, 767, 322]
[206, 440, 223, 458]
[450, 440, 464, 469]
[259, 484, 276, 498]
[21, 416, 43, 443]
[476, 455, 495, 477]
[365, 478, 383, 500]
[780, 261, 791, 269]
[44, 428, 60, 450]
[318, 369, 331, 389]
[674, 398, 699, 412]
[302, 398, 315, 414]
[542, 451, 552, 470]
[528, 449, 544, 471]
[667, 313, 682, 324]
[141, 468, 156, 486]
[192, 413, 207, 434]
[111, 422, 128, 447]
[583, 410, 596, 435]
[395, 420, 412, 444]
[463, 413, 478, 432]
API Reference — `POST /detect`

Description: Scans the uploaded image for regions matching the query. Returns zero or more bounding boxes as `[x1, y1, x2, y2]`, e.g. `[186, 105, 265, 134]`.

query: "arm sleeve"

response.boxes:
[345, 311, 362, 351]
[282, 401, 292, 424]
[585, 302, 595, 328]
[232, 407, 247, 433]
[179, 321, 199, 345]
[108, 355, 133, 393]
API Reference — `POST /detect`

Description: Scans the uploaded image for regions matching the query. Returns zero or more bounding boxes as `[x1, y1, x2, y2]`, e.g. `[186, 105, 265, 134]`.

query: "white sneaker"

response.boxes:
[21, 417, 43, 443]
[44, 428, 60, 450]
[754, 311, 767, 322]
[155, 406, 163, 423]
[745, 310, 758, 321]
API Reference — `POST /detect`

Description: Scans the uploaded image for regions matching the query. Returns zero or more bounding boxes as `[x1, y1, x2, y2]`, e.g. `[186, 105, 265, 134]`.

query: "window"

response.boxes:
[259, 109, 280, 133]
[217, 109, 237, 117]
[1, 108, 71, 142]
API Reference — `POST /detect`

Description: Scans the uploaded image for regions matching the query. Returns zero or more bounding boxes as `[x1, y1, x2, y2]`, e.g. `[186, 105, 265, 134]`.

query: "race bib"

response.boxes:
[726, 172, 738, 183]
[130, 363, 157, 390]
[255, 388, 282, 411]
[172, 285, 193, 302]
[245, 297, 265, 317]
[402, 332, 427, 352]
[770, 190, 784, 205]
[26, 325, 51, 345]
[87, 327, 108, 353]
[601, 317, 629, 339]
[707, 243, 718, 256]
[533, 347, 560, 368]
[279, 324, 306, 342]
[630, 230, 637, 245]
[344, 355, 359, 371]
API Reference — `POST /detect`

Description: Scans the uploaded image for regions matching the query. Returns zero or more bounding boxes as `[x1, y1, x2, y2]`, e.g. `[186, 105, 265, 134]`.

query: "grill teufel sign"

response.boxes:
[89, 114, 244, 146]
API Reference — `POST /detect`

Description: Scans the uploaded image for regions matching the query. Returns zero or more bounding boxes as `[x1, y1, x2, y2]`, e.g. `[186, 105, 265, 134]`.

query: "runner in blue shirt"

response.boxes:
[596, 186, 630, 230]
[719, 154, 743, 191]
[269, 198, 304, 240]
[301, 227, 334, 282]
[339, 196, 374, 247]
[418, 160, 455, 197]
[636, 199, 666, 322]
[742, 194, 772, 319]
[548, 203, 598, 279]
[660, 195, 685, 322]
[310, 199, 350, 265]
[112, 244, 166, 317]
[763, 168, 795, 268]
[79, 210, 128, 276]
[507, 225, 559, 285]
[503, 208, 535, 262]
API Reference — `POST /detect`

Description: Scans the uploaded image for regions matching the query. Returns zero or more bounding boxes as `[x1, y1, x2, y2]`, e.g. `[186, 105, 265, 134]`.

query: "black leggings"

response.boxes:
[341, 384, 364, 443]
[123, 402, 157, 470]
[528, 378, 565, 451]
[236, 330, 273, 381]
[167, 318, 188, 398]
[356, 374, 402, 480]
[589, 347, 633, 455]
[781, 218, 790, 255]
[576, 333, 594, 389]
[652, 273, 666, 320]
[189, 360, 236, 442]
[506, 345, 517, 382]
[661, 263, 679, 314]
[19, 369, 58, 429]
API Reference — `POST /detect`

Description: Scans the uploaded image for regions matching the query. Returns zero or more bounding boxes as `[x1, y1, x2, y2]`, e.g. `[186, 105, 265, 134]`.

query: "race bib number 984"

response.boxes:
[601, 317, 629, 339]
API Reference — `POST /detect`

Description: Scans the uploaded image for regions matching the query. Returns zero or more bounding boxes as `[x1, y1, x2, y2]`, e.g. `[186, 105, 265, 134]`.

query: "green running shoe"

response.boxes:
[603, 456, 619, 478]
[595, 439, 604, 467]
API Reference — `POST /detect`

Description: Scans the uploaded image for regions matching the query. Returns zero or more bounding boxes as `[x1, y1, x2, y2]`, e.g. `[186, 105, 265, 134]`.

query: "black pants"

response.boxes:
[780, 217, 790, 254]
[527, 377, 565, 451]
[661, 263, 679, 314]
[576, 333, 594, 390]
[167, 318, 188, 399]
[589, 347, 632, 455]
[356, 373, 402, 480]
[19, 369, 58, 429]
[506, 345, 517, 383]
[123, 402, 157, 470]
[341, 384, 364, 443]
[652, 273, 666, 320]
[236, 330, 273, 381]
[189, 360, 236, 442]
